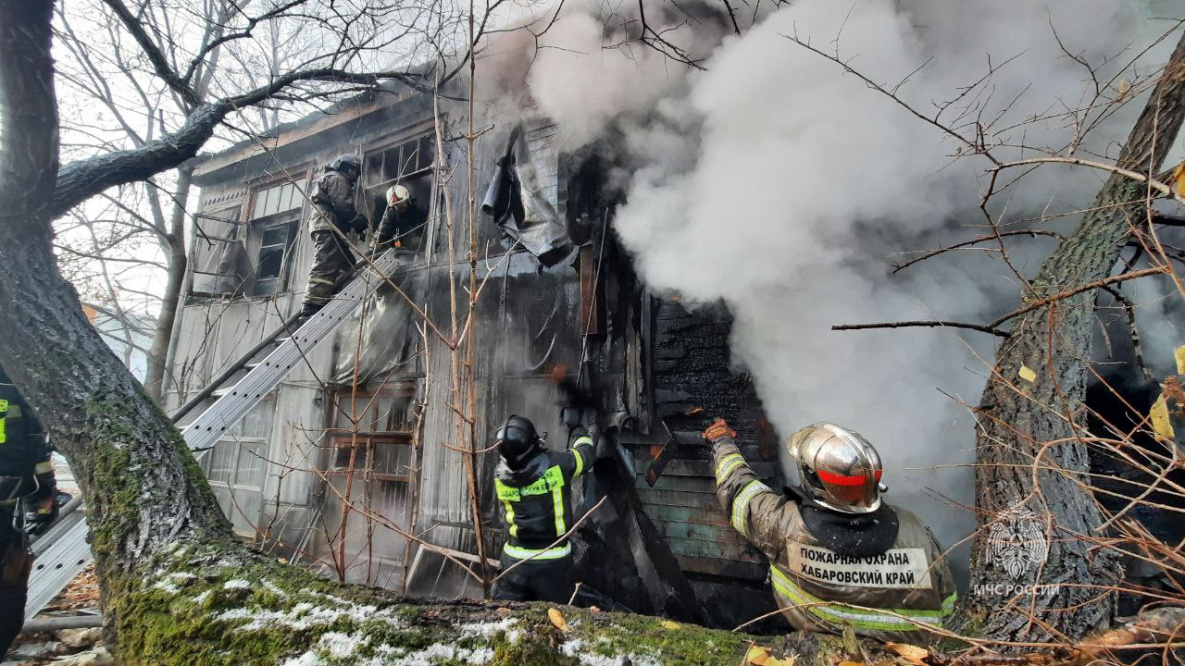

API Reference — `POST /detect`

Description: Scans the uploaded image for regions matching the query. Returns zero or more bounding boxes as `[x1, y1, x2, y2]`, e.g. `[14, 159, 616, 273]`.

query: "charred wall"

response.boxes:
[619, 298, 783, 630]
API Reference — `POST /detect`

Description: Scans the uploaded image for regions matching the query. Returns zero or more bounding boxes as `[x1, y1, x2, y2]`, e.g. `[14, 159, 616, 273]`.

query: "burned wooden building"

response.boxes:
[164, 77, 781, 627]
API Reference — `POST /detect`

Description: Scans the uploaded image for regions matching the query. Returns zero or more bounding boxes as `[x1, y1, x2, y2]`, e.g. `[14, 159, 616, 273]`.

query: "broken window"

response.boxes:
[326, 384, 416, 483]
[360, 132, 435, 252]
[190, 206, 248, 297]
[245, 179, 305, 296]
[320, 384, 418, 585]
[205, 397, 275, 538]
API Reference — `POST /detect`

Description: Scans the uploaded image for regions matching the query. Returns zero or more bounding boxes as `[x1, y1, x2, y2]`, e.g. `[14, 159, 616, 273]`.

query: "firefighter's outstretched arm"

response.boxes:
[562, 424, 596, 480]
[705, 418, 787, 551]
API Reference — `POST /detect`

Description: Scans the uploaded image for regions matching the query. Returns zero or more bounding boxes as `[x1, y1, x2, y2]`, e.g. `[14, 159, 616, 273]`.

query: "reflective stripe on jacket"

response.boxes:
[0, 365, 53, 503]
[711, 436, 957, 642]
[495, 428, 596, 560]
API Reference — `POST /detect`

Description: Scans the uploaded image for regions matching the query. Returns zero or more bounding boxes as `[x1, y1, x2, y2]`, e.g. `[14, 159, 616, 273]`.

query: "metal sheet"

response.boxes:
[26, 517, 92, 621]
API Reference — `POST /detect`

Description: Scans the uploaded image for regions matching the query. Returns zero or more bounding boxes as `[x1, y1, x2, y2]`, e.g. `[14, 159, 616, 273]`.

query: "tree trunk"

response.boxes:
[144, 164, 192, 400]
[965, 31, 1185, 643]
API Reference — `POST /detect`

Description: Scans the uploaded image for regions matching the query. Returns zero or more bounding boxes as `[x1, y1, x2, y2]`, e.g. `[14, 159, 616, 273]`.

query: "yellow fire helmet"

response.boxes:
[387, 184, 412, 206]
[784, 423, 885, 515]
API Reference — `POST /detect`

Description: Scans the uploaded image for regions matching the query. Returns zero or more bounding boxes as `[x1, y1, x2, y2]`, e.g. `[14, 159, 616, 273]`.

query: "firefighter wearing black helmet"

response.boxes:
[705, 418, 956, 643]
[491, 412, 595, 603]
[0, 364, 57, 659]
[301, 153, 368, 317]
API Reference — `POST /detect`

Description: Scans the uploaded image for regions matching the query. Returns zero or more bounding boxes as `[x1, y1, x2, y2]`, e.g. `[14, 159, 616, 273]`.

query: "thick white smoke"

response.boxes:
[499, 0, 1174, 576]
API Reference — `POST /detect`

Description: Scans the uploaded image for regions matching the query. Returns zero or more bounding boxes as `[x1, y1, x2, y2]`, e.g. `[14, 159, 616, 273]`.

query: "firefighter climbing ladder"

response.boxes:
[25, 249, 405, 621]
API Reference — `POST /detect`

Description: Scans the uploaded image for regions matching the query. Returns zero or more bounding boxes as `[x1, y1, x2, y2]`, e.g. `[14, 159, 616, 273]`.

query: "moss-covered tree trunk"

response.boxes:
[965, 31, 1185, 644]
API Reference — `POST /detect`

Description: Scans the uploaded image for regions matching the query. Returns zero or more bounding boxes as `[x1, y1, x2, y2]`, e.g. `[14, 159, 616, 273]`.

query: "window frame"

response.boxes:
[360, 126, 436, 245]
[204, 396, 276, 537]
[326, 384, 417, 484]
[247, 215, 300, 297]
[242, 171, 311, 297]
[187, 205, 245, 299]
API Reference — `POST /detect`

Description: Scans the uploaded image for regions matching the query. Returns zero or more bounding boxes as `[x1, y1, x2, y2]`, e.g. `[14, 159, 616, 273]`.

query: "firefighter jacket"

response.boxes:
[0, 366, 54, 508]
[711, 436, 957, 641]
[494, 427, 596, 561]
[309, 168, 359, 234]
[372, 201, 429, 249]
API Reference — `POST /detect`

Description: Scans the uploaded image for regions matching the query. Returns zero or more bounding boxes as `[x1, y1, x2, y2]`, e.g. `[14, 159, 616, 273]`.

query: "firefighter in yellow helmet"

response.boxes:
[371, 184, 428, 253]
[705, 418, 956, 642]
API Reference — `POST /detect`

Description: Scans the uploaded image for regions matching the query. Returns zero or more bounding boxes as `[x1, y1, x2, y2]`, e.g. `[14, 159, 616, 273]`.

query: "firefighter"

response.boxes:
[371, 184, 429, 253]
[705, 418, 956, 642]
[491, 411, 595, 603]
[300, 154, 369, 317]
[0, 365, 57, 658]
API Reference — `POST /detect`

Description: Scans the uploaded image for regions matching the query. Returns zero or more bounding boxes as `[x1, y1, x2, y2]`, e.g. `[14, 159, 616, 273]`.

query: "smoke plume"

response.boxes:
[490, 0, 1176, 576]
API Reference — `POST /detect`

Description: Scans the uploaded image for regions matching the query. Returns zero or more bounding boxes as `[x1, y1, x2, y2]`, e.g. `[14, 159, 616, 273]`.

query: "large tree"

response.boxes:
[963, 33, 1185, 643]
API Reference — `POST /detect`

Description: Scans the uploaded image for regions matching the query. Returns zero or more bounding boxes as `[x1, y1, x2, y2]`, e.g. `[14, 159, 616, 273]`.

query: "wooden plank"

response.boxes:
[643, 474, 717, 494]
[651, 518, 735, 545]
[676, 553, 769, 580]
[644, 504, 730, 529]
[579, 245, 600, 335]
[636, 487, 718, 509]
[662, 533, 758, 562]
[628, 457, 777, 480]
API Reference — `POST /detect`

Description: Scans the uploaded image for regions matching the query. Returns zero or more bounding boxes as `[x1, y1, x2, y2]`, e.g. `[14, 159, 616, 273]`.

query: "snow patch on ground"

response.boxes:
[281, 631, 369, 666]
[192, 590, 212, 605]
[151, 572, 197, 595]
[457, 617, 521, 643]
[560, 638, 660, 666]
[223, 579, 251, 590]
[281, 652, 324, 666]
[372, 643, 493, 666]
[215, 592, 402, 632]
[320, 632, 368, 659]
[261, 579, 289, 597]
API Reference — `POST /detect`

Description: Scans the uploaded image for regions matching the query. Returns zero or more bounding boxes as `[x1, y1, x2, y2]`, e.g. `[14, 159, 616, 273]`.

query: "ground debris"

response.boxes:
[43, 568, 98, 613]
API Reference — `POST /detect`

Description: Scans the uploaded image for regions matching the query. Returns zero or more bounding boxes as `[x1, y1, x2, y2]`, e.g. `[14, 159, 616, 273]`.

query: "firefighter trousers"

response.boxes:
[492, 552, 576, 604]
[0, 505, 31, 660]
[303, 229, 354, 307]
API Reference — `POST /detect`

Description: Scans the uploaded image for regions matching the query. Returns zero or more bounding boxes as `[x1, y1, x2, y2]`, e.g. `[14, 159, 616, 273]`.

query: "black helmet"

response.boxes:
[496, 415, 542, 470]
[331, 153, 361, 175]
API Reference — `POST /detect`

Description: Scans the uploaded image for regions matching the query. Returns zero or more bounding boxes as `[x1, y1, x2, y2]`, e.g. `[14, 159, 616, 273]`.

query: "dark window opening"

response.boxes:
[252, 223, 296, 296]
[362, 133, 435, 242]
[363, 135, 434, 192]
[246, 179, 305, 297]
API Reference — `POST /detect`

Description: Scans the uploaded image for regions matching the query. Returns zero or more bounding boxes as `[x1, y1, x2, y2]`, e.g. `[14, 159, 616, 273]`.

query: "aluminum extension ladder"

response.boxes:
[25, 249, 404, 621]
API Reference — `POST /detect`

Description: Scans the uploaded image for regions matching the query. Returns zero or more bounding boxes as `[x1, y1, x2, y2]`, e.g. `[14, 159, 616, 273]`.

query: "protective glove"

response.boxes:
[350, 214, 370, 235]
[561, 406, 584, 431]
[702, 418, 736, 444]
[24, 494, 58, 537]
